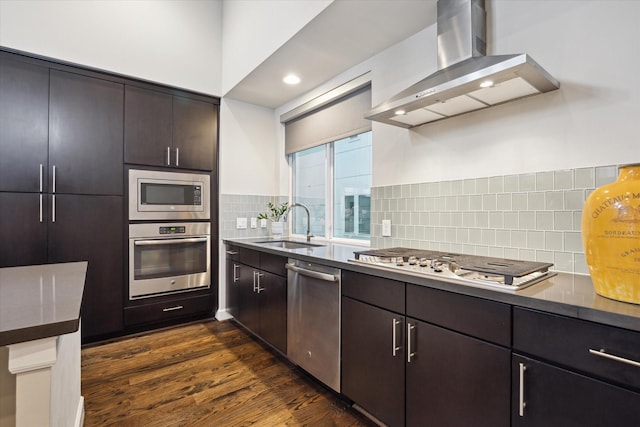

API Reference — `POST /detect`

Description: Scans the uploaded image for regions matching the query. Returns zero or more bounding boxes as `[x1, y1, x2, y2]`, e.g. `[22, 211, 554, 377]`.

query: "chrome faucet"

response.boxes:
[289, 203, 314, 242]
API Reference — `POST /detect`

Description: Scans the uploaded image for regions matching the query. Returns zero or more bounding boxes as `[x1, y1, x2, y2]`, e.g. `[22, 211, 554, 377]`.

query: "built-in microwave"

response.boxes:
[128, 169, 210, 221]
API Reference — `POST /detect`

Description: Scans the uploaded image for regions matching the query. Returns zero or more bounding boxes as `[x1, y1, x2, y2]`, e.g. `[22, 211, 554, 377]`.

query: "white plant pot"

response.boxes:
[270, 221, 285, 237]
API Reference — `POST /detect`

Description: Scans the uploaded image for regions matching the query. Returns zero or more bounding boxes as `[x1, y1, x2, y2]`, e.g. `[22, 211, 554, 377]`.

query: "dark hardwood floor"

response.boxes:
[81, 319, 377, 426]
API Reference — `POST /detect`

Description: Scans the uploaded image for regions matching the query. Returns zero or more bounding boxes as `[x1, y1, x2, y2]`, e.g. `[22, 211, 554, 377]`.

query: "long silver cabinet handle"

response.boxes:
[518, 362, 527, 416]
[176, 148, 180, 166]
[233, 264, 240, 282]
[52, 195, 56, 223]
[39, 195, 43, 223]
[162, 305, 184, 312]
[167, 147, 171, 166]
[252, 271, 258, 292]
[392, 318, 401, 357]
[256, 272, 265, 293]
[407, 323, 416, 363]
[134, 237, 208, 246]
[52, 165, 56, 193]
[39, 164, 43, 192]
[589, 348, 640, 368]
[226, 250, 239, 255]
[285, 263, 338, 282]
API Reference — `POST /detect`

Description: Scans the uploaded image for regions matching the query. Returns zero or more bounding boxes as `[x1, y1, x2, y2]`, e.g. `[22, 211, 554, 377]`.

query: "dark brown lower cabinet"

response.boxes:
[0, 193, 123, 340]
[342, 296, 510, 427]
[0, 192, 47, 267]
[512, 355, 640, 427]
[342, 297, 405, 427]
[406, 320, 510, 427]
[233, 262, 287, 354]
[48, 194, 123, 339]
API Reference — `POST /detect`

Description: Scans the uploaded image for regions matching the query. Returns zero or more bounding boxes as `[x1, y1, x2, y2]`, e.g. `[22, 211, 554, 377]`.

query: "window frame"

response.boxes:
[288, 132, 371, 246]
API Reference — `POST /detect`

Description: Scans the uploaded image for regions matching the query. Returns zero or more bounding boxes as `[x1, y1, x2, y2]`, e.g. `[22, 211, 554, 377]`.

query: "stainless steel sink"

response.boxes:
[256, 240, 324, 249]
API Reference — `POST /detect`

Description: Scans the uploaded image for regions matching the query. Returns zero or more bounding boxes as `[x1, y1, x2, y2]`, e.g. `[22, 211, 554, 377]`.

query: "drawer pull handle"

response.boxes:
[162, 305, 184, 312]
[518, 363, 527, 417]
[589, 348, 640, 368]
[226, 250, 239, 255]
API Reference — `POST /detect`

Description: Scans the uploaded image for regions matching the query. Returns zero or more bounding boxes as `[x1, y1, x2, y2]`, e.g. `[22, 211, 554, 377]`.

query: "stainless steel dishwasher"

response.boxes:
[286, 258, 341, 392]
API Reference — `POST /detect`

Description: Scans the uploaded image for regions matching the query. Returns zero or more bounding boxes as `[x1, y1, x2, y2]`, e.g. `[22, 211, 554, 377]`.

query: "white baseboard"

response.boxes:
[215, 309, 233, 321]
[74, 396, 84, 427]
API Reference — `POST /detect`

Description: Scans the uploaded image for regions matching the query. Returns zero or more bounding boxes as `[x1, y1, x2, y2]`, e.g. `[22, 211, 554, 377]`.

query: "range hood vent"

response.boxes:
[366, 0, 559, 129]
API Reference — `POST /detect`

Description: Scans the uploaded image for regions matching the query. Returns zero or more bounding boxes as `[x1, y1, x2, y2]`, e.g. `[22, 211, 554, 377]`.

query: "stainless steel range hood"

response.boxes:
[366, 0, 559, 128]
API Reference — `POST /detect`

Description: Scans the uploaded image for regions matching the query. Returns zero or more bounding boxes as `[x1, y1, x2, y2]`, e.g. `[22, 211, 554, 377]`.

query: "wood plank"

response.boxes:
[81, 320, 376, 426]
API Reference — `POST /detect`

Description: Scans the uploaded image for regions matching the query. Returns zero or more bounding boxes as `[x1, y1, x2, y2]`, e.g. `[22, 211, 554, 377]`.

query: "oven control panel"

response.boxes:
[159, 226, 186, 234]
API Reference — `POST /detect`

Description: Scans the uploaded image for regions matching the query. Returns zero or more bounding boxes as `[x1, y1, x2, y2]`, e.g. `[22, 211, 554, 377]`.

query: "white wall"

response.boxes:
[0, 0, 223, 95]
[220, 98, 280, 195]
[221, 0, 331, 95]
[370, 0, 640, 186]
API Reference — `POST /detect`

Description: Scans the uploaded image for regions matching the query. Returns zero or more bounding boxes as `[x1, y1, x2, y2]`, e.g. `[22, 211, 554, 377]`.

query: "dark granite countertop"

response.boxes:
[0, 262, 87, 346]
[224, 237, 640, 333]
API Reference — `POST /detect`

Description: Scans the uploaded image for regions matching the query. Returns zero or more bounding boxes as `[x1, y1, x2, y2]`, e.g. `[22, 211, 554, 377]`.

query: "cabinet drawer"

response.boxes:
[225, 245, 240, 261]
[406, 284, 511, 347]
[259, 251, 287, 277]
[342, 270, 404, 313]
[124, 294, 212, 326]
[514, 307, 640, 391]
[237, 247, 260, 269]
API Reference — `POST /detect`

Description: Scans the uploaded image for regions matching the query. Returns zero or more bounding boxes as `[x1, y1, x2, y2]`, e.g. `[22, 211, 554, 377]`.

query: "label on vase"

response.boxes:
[583, 175, 640, 304]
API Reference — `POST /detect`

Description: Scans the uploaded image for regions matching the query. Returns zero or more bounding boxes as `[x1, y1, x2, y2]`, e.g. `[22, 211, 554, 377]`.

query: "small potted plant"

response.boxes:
[258, 201, 289, 237]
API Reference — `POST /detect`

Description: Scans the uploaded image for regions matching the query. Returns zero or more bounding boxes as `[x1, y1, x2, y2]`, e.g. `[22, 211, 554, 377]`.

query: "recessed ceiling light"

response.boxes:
[283, 74, 301, 85]
[395, 109, 406, 115]
[480, 80, 494, 88]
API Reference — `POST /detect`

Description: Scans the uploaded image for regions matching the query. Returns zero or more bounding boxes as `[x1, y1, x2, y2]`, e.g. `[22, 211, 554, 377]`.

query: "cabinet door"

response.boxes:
[513, 355, 640, 427]
[342, 297, 405, 427]
[49, 70, 123, 195]
[48, 194, 123, 339]
[124, 85, 172, 167]
[256, 271, 287, 353]
[235, 264, 259, 334]
[0, 57, 49, 192]
[173, 96, 216, 171]
[0, 193, 47, 267]
[406, 319, 510, 427]
[226, 259, 241, 319]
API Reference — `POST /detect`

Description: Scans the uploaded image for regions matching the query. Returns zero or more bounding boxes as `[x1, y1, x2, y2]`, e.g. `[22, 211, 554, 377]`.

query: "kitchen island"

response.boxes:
[0, 262, 87, 427]
[224, 237, 640, 427]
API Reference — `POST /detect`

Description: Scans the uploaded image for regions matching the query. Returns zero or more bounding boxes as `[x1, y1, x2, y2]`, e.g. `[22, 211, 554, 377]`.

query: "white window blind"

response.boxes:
[282, 74, 371, 155]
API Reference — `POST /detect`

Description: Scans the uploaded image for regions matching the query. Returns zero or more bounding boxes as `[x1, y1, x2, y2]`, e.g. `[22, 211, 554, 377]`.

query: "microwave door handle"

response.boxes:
[134, 237, 208, 246]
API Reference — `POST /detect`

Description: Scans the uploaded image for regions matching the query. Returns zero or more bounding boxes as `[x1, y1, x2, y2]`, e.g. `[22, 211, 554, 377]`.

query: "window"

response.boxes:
[291, 131, 372, 241]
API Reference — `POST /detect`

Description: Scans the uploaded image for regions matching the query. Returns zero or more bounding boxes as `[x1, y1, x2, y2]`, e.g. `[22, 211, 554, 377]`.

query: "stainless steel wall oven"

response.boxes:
[128, 222, 211, 299]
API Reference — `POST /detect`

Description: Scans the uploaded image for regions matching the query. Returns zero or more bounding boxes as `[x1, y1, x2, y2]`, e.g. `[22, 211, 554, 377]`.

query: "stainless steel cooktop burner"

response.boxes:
[349, 248, 556, 291]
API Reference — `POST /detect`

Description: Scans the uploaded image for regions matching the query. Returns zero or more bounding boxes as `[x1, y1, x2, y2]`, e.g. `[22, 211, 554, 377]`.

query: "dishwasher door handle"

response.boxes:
[285, 263, 338, 282]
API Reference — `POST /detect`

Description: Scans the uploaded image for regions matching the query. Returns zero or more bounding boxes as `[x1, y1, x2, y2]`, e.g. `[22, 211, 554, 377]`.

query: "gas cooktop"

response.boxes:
[349, 247, 556, 292]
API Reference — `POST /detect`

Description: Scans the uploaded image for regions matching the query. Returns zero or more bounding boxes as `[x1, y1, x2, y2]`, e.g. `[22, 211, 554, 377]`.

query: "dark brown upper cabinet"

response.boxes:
[49, 69, 124, 196]
[124, 85, 217, 171]
[0, 56, 49, 193]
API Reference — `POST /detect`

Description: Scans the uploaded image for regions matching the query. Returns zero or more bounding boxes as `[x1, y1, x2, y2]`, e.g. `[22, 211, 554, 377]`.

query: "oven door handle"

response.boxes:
[134, 237, 208, 246]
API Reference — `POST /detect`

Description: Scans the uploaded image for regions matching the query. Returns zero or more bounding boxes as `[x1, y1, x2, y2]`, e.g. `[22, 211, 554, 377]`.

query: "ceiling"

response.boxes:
[223, 0, 437, 109]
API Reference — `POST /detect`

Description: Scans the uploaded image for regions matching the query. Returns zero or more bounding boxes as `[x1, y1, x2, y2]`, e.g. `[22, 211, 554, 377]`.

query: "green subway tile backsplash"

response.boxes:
[371, 165, 621, 274]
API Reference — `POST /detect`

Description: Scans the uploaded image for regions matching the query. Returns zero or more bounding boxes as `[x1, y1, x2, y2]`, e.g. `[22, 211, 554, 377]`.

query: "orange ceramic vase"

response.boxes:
[581, 164, 640, 304]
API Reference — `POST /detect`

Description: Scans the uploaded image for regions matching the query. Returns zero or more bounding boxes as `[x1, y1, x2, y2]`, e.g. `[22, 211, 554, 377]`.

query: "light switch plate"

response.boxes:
[260, 219, 267, 228]
[236, 217, 247, 229]
[382, 219, 392, 237]
[250, 217, 257, 229]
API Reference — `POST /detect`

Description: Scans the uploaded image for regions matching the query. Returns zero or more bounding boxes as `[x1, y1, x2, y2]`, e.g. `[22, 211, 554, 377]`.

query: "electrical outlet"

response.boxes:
[382, 219, 391, 237]
[250, 217, 257, 229]
[236, 217, 247, 229]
